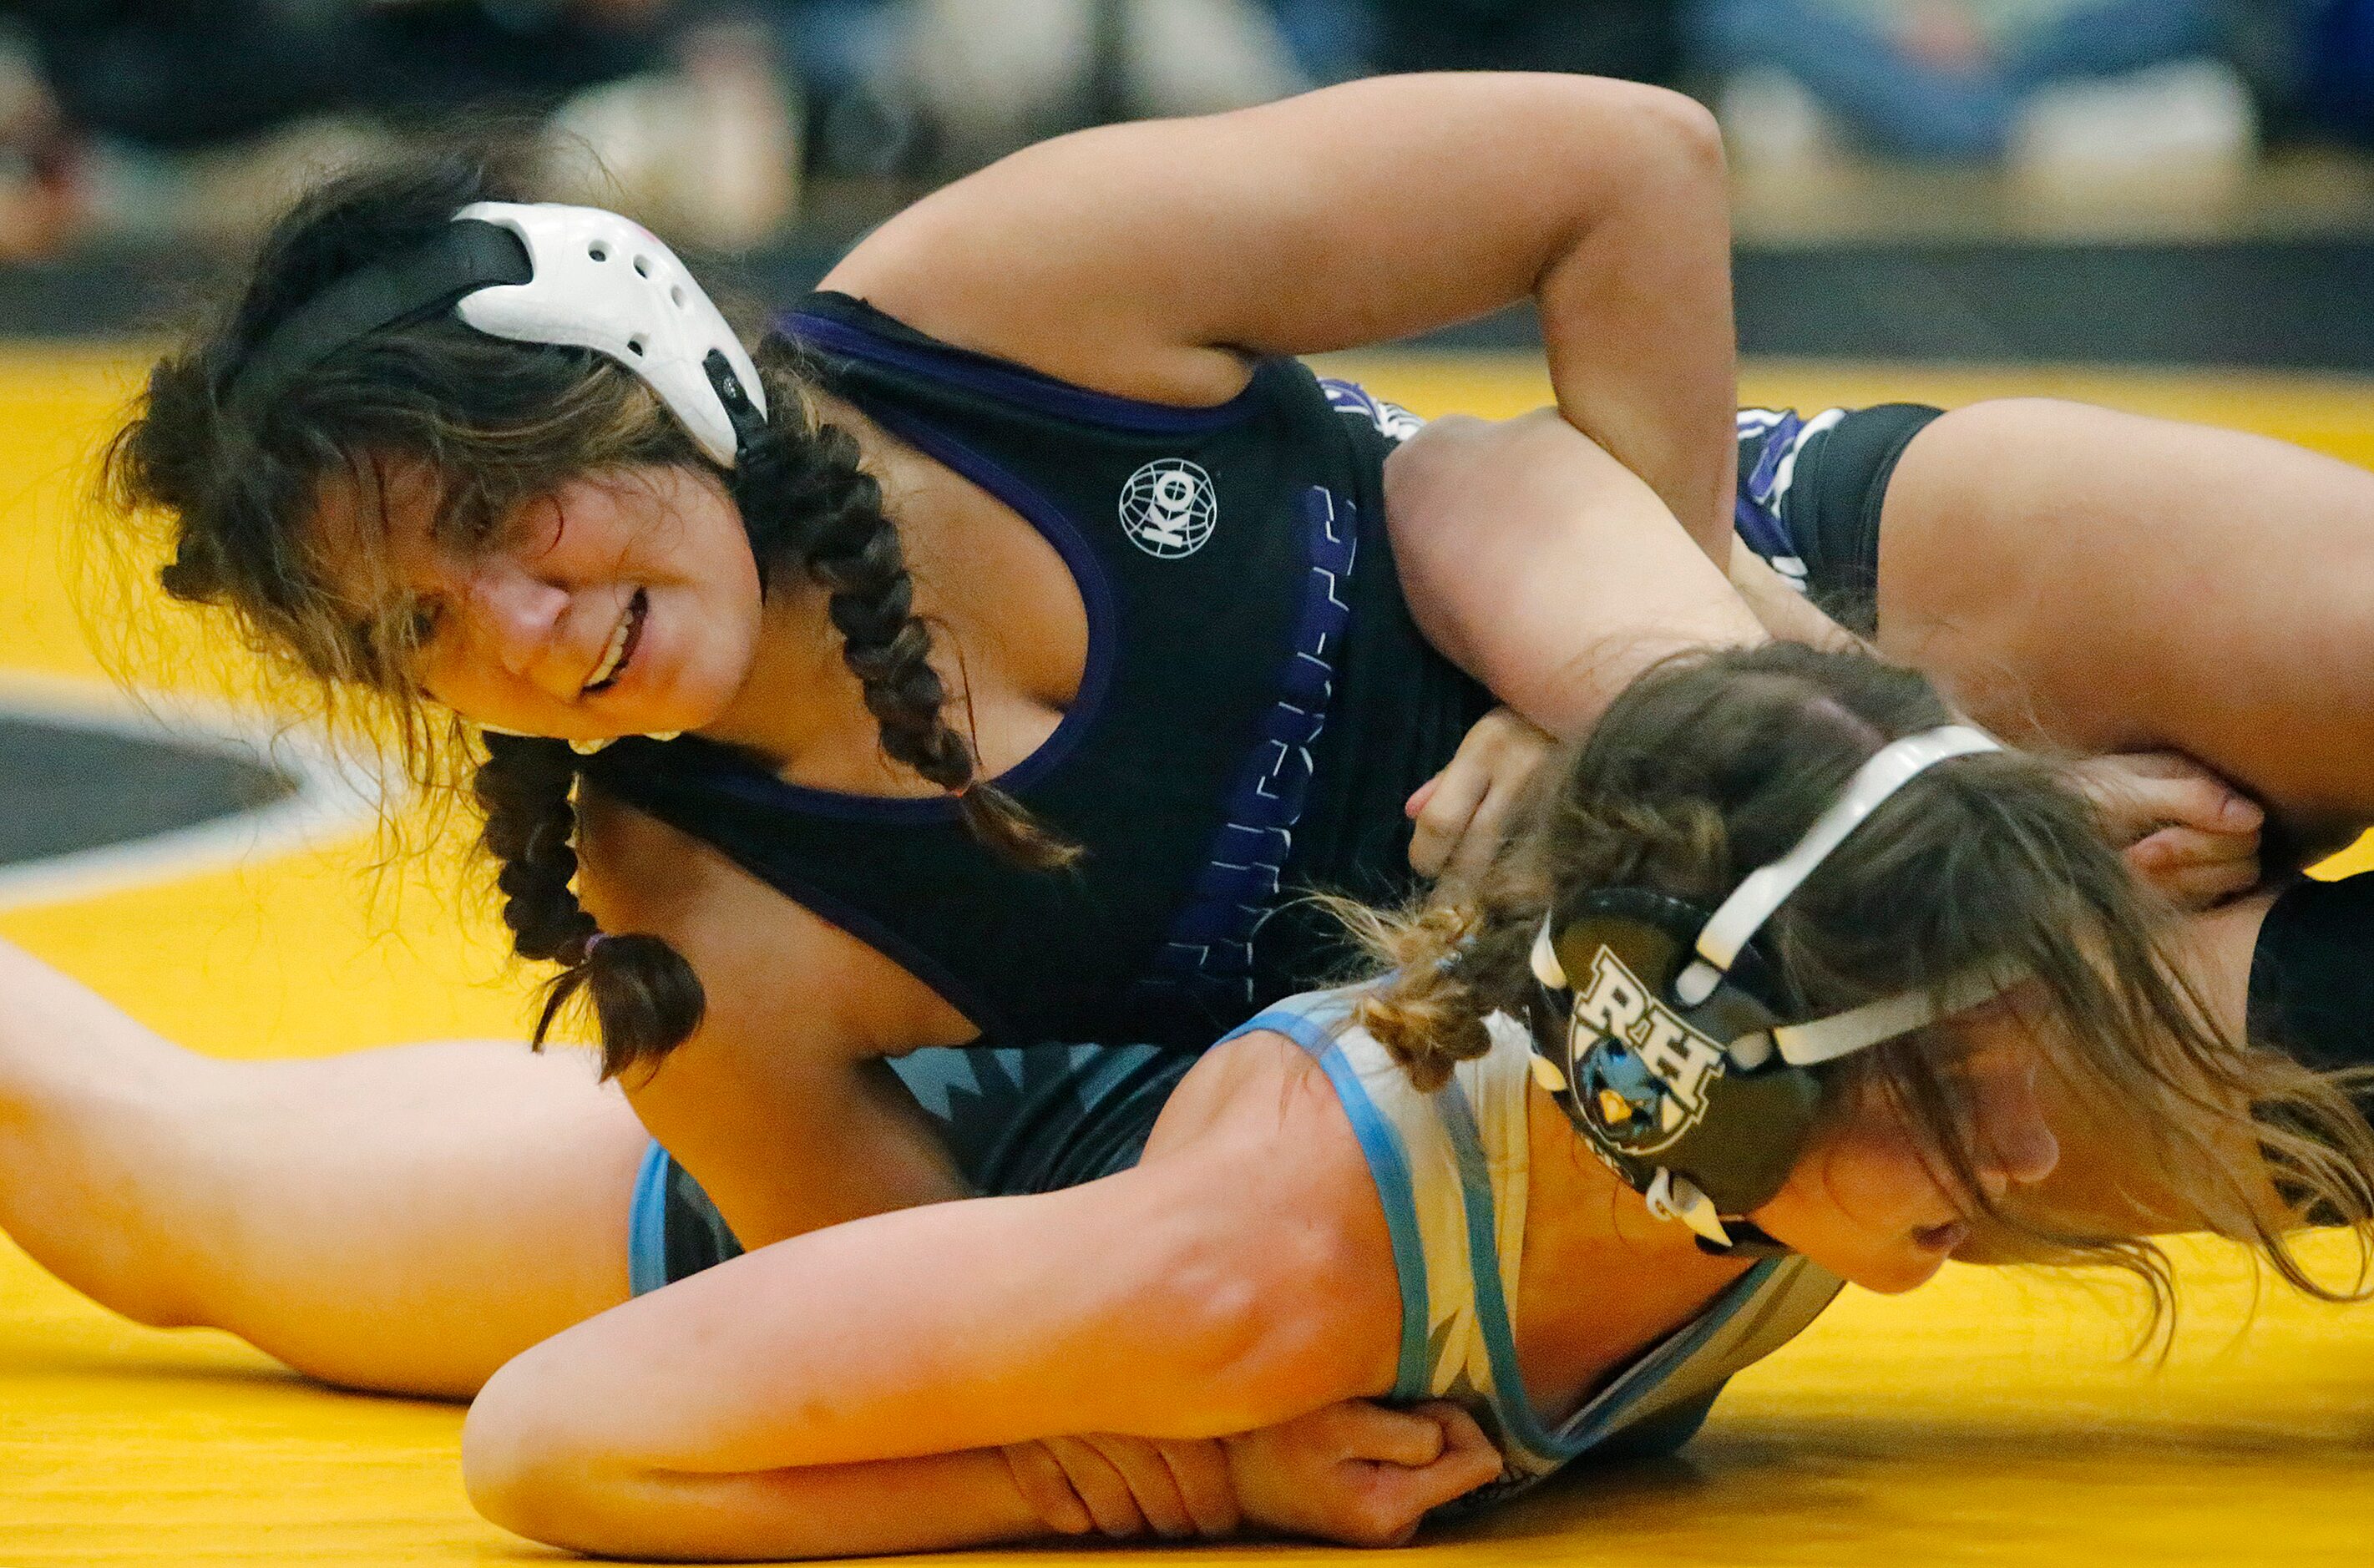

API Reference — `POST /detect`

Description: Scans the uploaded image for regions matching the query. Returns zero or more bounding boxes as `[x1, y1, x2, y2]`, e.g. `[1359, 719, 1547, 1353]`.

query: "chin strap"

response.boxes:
[1644, 1169, 1732, 1246]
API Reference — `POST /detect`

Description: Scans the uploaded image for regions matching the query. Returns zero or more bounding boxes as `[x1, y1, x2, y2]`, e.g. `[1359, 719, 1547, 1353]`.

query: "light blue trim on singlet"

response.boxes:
[627, 1141, 675, 1298]
[1431, 1076, 1570, 1461]
[1431, 1074, 1789, 1465]
[1218, 1003, 1433, 1401]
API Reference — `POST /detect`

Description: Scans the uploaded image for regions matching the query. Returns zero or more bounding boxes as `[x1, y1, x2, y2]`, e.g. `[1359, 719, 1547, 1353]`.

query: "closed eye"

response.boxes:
[405, 597, 445, 652]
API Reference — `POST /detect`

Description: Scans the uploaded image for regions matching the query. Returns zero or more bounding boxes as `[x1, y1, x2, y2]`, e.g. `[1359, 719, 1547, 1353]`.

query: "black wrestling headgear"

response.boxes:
[1526, 725, 2012, 1252]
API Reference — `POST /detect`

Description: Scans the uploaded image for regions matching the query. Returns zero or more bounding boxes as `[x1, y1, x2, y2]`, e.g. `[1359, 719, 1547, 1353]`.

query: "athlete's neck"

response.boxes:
[1511, 1081, 1754, 1425]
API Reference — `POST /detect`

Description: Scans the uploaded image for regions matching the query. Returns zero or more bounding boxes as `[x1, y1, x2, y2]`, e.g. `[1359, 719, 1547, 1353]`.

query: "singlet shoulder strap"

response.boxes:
[1220, 994, 1434, 1399]
[782, 290, 1278, 435]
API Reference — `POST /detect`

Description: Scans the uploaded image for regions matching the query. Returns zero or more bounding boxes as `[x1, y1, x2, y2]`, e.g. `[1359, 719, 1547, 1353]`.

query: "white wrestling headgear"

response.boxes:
[224, 200, 767, 467]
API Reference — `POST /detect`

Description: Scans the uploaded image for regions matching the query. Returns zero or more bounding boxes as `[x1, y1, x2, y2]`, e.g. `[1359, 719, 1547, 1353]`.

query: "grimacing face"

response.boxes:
[311, 458, 765, 742]
[1749, 1025, 2062, 1293]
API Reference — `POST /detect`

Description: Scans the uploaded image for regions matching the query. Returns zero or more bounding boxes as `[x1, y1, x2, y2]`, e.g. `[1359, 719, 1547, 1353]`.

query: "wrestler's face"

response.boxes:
[1750, 1029, 2060, 1293]
[312, 458, 763, 742]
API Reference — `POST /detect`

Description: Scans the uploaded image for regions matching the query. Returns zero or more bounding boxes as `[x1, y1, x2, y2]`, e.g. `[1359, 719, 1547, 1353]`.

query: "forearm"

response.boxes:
[1389, 411, 1767, 740]
[473, 1444, 1065, 1561]
[1728, 541, 1870, 655]
[1536, 97, 1739, 565]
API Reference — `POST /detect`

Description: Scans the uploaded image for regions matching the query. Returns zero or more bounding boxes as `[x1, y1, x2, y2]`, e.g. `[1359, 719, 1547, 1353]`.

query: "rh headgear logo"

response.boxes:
[1119, 458, 1216, 558]
[1570, 946, 1729, 1154]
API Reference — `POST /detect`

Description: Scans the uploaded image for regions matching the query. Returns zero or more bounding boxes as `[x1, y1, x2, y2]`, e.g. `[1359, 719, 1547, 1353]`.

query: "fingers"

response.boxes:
[1409, 761, 1487, 879]
[1155, 1438, 1243, 1538]
[1410, 708, 1556, 882]
[1080, 1434, 1202, 1538]
[2126, 764, 2261, 837]
[2074, 751, 2261, 841]
[1000, 1443, 1093, 1535]
[1337, 1404, 1505, 1547]
[2126, 825, 2261, 908]
[1314, 1398, 1447, 1469]
[1441, 772, 1522, 889]
[1410, 1403, 1505, 1497]
[1040, 1435, 1152, 1538]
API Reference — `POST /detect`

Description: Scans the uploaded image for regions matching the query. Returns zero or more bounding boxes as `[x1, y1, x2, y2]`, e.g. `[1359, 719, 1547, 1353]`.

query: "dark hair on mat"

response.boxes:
[103, 153, 1074, 1080]
[1333, 643, 2374, 1328]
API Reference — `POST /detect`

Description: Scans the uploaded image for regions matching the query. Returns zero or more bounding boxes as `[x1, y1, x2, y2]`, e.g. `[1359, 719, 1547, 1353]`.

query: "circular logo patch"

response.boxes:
[1118, 458, 1216, 559]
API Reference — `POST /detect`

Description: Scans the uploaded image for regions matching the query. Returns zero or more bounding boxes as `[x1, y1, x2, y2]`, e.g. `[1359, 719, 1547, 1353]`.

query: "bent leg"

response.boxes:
[1873, 398, 2374, 847]
[0, 938, 644, 1399]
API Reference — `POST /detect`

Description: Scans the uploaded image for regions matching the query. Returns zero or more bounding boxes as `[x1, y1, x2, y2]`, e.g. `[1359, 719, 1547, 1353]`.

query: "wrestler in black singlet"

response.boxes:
[605, 296, 1943, 1291]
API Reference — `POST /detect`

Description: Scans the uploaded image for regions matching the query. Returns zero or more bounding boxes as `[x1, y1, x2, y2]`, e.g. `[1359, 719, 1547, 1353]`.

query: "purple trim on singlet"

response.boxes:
[1317, 377, 1424, 443]
[680, 399, 1121, 825]
[1131, 485, 1357, 1012]
[756, 857, 1012, 1037]
[782, 301, 1268, 436]
[1733, 409, 1805, 564]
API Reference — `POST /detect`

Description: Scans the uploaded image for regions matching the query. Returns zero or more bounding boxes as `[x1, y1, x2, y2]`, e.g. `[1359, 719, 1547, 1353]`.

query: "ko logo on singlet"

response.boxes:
[1119, 458, 1217, 559]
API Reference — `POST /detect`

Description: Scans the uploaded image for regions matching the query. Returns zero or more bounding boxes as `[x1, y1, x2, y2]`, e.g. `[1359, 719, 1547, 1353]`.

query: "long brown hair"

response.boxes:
[1339, 643, 2374, 1316]
[104, 154, 1071, 1078]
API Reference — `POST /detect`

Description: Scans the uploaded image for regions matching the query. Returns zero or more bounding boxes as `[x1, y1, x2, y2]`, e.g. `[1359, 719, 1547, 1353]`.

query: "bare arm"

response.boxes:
[1387, 409, 1767, 739]
[834, 73, 1739, 561]
[575, 792, 977, 1247]
[460, 1036, 1409, 1559]
[1729, 539, 1870, 654]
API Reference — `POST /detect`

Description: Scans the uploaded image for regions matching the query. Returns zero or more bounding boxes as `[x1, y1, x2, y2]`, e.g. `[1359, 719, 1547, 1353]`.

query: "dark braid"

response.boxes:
[475, 731, 703, 1077]
[124, 155, 1074, 1073]
[465, 350, 1073, 1075]
[733, 341, 1079, 869]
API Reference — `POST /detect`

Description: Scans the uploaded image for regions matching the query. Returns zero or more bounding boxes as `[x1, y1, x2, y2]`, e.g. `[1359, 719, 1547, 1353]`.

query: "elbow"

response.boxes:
[462, 1353, 616, 1553]
[1636, 84, 1725, 179]
[1539, 79, 1726, 265]
[1568, 77, 1724, 183]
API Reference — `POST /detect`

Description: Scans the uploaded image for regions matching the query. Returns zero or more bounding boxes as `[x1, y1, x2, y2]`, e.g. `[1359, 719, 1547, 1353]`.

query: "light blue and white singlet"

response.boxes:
[1217, 988, 1847, 1505]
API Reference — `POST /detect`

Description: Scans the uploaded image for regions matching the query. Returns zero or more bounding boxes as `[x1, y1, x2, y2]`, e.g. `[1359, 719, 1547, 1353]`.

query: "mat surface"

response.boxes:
[2, 347, 2369, 1565]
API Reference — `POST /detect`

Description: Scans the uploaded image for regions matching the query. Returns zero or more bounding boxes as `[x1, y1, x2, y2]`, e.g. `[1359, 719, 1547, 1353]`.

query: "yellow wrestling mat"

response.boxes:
[1, 346, 2369, 1565]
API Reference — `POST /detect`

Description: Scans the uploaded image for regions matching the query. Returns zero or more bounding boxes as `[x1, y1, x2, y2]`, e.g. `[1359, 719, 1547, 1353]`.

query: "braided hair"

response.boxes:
[474, 339, 1076, 1075]
[108, 154, 1071, 1079]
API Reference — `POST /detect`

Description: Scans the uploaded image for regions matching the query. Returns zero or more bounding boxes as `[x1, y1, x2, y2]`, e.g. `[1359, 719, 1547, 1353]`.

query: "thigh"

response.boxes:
[0, 938, 647, 1399]
[189, 1040, 650, 1399]
[1873, 398, 2374, 841]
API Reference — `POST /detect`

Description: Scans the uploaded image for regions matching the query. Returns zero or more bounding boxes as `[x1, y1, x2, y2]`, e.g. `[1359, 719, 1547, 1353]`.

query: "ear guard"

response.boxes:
[1526, 724, 2008, 1251]
[224, 201, 768, 468]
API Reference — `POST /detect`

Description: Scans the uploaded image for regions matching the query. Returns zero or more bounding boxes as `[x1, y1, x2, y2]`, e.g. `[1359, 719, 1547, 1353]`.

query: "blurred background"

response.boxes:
[0, 0, 2365, 364]
[5, 11, 2374, 1561]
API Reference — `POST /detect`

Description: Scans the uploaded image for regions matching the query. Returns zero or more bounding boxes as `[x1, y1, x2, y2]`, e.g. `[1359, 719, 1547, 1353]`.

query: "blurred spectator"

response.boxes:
[2285, 0, 2374, 143]
[895, 0, 1308, 164]
[748, 0, 1312, 178]
[14, 0, 666, 150]
[1360, 0, 1682, 84]
[1690, 0, 2252, 172]
[0, 2, 799, 254]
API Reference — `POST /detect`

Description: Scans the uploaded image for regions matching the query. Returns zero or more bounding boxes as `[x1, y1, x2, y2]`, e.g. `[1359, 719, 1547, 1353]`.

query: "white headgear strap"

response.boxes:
[1674, 724, 1998, 1006]
[454, 201, 767, 467]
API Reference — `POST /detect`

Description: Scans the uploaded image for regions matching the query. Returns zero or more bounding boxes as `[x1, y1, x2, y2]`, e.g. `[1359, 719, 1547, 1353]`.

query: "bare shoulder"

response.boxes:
[1146, 1029, 1395, 1281]
[1131, 1026, 1409, 1404]
[816, 126, 1258, 407]
[572, 787, 974, 1061]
